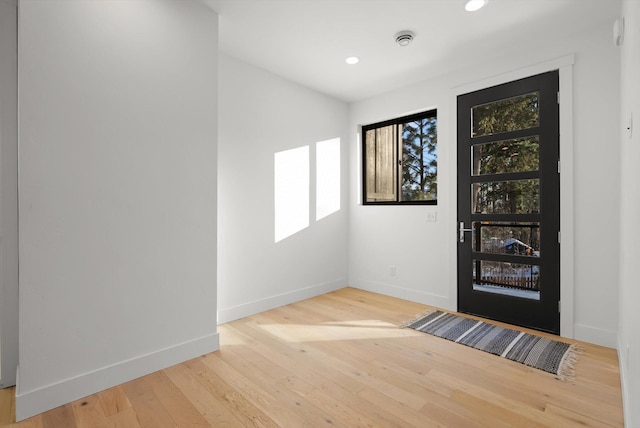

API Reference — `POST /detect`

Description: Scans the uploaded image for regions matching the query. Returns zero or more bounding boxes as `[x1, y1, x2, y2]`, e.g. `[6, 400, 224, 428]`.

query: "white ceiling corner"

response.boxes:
[204, 0, 620, 102]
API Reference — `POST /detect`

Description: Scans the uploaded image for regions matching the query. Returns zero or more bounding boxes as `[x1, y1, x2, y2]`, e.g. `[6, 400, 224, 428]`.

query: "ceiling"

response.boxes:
[203, 0, 620, 102]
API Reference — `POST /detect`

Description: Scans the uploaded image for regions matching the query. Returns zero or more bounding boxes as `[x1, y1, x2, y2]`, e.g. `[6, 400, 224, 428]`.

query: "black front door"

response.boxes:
[457, 71, 560, 334]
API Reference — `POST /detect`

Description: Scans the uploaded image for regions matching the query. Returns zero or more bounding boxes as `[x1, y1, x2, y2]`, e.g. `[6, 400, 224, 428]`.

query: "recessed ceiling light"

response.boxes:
[465, 0, 487, 12]
[345, 56, 359, 65]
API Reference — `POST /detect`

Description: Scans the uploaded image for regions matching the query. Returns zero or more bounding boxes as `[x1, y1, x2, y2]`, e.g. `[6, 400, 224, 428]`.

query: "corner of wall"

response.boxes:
[617, 332, 631, 427]
[618, 0, 640, 426]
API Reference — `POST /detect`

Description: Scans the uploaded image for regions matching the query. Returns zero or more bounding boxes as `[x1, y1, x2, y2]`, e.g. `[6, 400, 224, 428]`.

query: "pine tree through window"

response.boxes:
[362, 110, 437, 204]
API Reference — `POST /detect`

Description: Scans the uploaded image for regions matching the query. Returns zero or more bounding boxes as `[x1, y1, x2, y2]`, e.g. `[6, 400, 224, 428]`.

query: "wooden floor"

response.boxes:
[0, 288, 624, 427]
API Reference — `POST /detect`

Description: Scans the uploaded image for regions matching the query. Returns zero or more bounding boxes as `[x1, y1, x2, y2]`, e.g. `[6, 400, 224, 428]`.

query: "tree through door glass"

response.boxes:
[470, 91, 541, 300]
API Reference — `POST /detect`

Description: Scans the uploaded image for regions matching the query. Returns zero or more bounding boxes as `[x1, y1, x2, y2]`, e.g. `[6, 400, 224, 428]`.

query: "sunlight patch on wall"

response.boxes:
[316, 138, 341, 221]
[274, 146, 309, 243]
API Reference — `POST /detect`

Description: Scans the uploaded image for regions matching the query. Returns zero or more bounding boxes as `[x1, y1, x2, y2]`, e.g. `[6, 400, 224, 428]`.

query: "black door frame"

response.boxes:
[456, 70, 561, 334]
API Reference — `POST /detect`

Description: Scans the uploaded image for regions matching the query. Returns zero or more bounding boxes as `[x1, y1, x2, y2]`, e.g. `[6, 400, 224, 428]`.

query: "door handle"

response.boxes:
[459, 222, 473, 243]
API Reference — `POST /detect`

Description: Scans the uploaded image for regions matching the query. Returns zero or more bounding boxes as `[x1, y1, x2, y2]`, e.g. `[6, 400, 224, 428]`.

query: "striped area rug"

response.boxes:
[402, 310, 582, 380]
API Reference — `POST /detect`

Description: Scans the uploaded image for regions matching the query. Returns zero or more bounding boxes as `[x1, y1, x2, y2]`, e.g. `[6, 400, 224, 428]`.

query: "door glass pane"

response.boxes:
[472, 260, 540, 300]
[473, 222, 540, 257]
[472, 92, 539, 138]
[472, 179, 539, 214]
[472, 137, 539, 176]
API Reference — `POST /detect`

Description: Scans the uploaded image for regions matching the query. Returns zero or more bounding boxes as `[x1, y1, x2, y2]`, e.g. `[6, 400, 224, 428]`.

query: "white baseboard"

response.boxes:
[351, 279, 450, 310]
[573, 323, 617, 348]
[15, 332, 219, 421]
[217, 279, 347, 324]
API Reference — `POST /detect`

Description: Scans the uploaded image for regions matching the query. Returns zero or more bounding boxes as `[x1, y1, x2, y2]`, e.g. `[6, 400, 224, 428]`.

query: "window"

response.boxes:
[362, 109, 437, 204]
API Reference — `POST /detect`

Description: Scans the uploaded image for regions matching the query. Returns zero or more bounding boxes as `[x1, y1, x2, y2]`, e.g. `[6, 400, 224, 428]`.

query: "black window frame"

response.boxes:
[362, 109, 438, 205]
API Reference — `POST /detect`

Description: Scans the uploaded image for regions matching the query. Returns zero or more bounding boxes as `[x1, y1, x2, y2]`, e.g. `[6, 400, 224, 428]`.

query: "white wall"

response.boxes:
[571, 25, 621, 346]
[17, 0, 219, 420]
[0, 0, 18, 388]
[349, 21, 621, 347]
[218, 54, 349, 323]
[618, 1, 640, 426]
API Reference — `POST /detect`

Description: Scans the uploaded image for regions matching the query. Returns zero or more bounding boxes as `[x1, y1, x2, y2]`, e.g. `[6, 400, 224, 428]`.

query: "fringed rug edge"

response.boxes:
[556, 343, 585, 381]
[399, 308, 439, 328]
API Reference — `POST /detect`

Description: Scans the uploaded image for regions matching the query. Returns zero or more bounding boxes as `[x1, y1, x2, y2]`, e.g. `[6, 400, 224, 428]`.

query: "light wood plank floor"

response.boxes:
[0, 287, 624, 427]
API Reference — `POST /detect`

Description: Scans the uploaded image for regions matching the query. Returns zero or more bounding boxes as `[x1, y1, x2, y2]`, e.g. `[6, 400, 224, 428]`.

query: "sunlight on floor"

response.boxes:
[256, 320, 423, 343]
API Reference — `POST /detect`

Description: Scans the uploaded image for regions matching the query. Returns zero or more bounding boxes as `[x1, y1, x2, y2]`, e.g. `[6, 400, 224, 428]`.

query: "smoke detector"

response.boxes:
[395, 31, 415, 47]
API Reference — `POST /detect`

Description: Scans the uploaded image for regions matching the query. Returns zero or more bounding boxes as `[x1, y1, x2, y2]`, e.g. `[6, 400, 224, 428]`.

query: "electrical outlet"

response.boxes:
[427, 211, 437, 222]
[389, 266, 396, 276]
